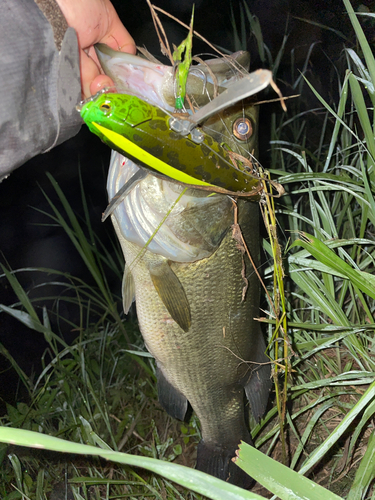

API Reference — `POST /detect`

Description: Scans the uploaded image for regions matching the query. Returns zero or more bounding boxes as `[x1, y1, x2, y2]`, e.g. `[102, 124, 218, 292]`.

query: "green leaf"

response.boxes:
[347, 430, 375, 500]
[291, 233, 375, 300]
[0, 427, 264, 500]
[235, 441, 343, 500]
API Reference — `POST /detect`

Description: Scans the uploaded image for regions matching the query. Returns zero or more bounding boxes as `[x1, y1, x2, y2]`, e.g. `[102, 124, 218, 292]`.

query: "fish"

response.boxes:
[91, 45, 272, 488]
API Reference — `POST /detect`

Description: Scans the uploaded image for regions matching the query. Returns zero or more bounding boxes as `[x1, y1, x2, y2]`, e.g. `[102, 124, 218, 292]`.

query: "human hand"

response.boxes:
[56, 0, 136, 98]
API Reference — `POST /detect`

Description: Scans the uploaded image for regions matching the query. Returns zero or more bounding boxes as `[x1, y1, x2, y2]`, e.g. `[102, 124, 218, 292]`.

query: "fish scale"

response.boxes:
[112, 198, 268, 487]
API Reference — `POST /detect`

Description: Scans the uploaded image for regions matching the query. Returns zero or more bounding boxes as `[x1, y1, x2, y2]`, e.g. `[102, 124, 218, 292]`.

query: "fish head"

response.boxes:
[90, 45, 261, 261]
[95, 44, 259, 165]
[202, 101, 258, 160]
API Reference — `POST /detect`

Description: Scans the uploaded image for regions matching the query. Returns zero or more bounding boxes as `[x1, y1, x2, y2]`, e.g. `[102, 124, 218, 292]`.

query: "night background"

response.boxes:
[1, 0, 375, 496]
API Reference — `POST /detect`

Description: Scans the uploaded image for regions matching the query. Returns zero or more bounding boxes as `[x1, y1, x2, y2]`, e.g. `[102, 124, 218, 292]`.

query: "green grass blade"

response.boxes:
[242, 2, 265, 63]
[323, 74, 350, 172]
[0, 304, 68, 349]
[0, 342, 31, 396]
[235, 441, 343, 500]
[289, 264, 349, 325]
[291, 233, 375, 300]
[342, 0, 375, 104]
[348, 73, 375, 160]
[1, 265, 39, 322]
[299, 380, 375, 475]
[289, 401, 334, 470]
[346, 399, 375, 468]
[0, 427, 264, 500]
[35, 469, 45, 500]
[347, 430, 375, 500]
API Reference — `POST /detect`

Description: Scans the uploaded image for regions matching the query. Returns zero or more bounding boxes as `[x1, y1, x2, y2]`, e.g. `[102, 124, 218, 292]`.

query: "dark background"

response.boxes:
[0, 0, 373, 412]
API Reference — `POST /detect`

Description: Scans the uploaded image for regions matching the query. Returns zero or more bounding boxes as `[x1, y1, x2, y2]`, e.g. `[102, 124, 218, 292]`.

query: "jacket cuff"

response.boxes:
[34, 0, 82, 151]
[34, 0, 69, 51]
[44, 25, 82, 152]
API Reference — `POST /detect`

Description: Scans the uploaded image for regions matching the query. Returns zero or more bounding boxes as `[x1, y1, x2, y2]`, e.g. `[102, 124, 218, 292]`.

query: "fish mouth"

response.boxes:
[94, 43, 252, 110]
[95, 43, 174, 109]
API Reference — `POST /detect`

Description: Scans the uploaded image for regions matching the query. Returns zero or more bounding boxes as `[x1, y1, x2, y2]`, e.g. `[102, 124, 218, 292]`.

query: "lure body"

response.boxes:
[80, 93, 262, 197]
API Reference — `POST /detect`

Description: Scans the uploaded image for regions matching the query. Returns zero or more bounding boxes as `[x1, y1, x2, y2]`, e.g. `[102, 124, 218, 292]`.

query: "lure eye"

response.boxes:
[100, 102, 112, 115]
[233, 117, 253, 141]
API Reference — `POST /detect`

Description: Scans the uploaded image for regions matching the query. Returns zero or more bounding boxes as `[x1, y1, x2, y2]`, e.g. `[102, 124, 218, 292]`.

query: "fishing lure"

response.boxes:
[79, 92, 264, 198]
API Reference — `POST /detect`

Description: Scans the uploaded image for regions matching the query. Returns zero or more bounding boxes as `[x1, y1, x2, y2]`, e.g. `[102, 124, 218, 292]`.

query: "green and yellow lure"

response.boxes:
[79, 92, 262, 197]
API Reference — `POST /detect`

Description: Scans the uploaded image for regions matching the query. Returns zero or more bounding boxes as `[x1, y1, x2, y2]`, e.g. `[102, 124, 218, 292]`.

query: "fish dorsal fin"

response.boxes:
[122, 264, 135, 314]
[156, 364, 188, 421]
[149, 261, 191, 332]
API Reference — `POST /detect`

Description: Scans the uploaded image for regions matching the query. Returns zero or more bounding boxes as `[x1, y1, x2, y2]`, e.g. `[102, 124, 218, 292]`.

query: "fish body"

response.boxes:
[88, 46, 271, 487]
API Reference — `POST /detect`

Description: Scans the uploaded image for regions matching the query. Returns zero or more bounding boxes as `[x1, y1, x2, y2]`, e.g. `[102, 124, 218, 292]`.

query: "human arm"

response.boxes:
[0, 0, 135, 181]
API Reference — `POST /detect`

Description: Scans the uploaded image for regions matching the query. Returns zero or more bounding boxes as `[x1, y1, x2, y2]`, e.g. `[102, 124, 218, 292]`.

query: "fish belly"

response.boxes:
[112, 199, 270, 487]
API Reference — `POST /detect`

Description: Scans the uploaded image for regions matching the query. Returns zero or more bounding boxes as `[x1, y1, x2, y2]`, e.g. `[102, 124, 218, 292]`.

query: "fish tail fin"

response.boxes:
[196, 435, 253, 489]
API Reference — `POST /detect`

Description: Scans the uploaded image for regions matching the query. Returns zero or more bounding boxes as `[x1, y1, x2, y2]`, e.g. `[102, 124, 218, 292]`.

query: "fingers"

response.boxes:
[100, 1, 136, 55]
[90, 75, 115, 96]
[80, 49, 114, 98]
[57, 0, 136, 97]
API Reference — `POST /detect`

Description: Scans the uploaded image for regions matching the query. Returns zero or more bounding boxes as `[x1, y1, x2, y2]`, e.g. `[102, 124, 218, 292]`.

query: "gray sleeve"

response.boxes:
[0, 0, 82, 181]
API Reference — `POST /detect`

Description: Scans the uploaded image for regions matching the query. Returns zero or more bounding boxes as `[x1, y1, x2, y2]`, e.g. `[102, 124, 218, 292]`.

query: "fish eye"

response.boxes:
[100, 102, 112, 115]
[233, 117, 253, 141]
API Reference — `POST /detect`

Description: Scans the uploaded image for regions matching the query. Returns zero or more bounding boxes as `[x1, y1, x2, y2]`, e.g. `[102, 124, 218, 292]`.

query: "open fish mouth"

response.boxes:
[95, 43, 252, 110]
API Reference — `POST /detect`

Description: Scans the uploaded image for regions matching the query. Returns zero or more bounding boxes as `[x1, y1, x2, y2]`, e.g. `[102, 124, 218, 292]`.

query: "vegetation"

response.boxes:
[1, 0, 375, 498]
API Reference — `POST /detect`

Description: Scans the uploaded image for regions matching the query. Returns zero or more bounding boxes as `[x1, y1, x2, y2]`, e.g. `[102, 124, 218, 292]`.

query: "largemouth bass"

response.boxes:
[91, 46, 271, 487]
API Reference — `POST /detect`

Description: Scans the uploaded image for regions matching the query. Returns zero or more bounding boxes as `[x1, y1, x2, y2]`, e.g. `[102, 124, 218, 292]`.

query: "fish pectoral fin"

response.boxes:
[102, 167, 148, 222]
[122, 264, 135, 314]
[157, 365, 188, 421]
[149, 261, 191, 332]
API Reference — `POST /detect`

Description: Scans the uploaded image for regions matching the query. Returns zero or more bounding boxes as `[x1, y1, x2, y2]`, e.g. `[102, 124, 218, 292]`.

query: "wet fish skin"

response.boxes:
[112, 198, 268, 486]
[96, 46, 271, 487]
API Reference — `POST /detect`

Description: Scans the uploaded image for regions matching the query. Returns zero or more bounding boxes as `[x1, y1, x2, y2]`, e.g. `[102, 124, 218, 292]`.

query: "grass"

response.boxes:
[2, 0, 375, 498]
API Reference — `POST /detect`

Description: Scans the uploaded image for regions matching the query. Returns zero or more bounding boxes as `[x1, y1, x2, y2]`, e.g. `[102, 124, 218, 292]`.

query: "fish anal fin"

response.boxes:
[122, 264, 135, 314]
[149, 261, 191, 332]
[156, 365, 188, 421]
[196, 436, 253, 489]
